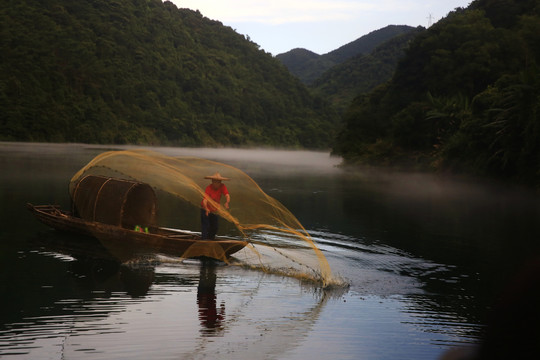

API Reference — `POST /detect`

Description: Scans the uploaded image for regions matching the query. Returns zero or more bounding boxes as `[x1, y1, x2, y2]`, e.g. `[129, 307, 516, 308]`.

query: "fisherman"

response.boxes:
[201, 172, 230, 240]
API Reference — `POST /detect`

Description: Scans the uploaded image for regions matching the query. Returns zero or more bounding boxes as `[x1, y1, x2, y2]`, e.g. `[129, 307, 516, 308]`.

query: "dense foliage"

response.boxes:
[334, 0, 540, 185]
[0, 0, 338, 148]
[276, 25, 414, 85]
[311, 28, 423, 113]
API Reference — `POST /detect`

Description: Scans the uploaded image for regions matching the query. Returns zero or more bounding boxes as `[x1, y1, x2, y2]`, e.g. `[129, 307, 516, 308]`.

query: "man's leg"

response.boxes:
[208, 213, 219, 240]
[201, 209, 210, 239]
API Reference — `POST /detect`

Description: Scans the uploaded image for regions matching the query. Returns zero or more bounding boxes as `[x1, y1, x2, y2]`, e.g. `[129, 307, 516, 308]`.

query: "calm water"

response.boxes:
[1, 142, 540, 359]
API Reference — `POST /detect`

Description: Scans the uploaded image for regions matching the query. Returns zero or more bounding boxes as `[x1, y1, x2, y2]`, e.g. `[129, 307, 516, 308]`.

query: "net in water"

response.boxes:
[69, 150, 335, 286]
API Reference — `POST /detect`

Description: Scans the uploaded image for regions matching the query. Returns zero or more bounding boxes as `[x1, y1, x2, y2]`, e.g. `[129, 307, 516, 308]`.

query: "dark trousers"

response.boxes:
[201, 209, 219, 240]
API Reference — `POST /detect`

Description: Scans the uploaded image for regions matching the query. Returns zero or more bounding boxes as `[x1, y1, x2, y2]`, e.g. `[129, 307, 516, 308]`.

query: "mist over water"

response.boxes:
[135, 146, 344, 177]
[2, 142, 539, 359]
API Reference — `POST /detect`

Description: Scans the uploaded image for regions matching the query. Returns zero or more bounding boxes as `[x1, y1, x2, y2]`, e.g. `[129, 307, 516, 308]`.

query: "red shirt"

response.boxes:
[201, 183, 229, 212]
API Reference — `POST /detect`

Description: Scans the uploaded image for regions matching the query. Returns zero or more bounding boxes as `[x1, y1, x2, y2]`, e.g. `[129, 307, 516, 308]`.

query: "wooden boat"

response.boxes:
[27, 203, 248, 261]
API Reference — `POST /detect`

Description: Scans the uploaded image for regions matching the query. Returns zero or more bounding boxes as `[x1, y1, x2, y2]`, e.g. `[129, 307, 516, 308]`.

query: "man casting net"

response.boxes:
[69, 150, 336, 287]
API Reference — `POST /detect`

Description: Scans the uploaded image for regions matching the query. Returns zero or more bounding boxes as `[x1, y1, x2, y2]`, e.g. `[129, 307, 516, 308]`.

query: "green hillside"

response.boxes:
[0, 0, 338, 148]
[334, 0, 540, 185]
[312, 27, 424, 113]
[276, 25, 414, 85]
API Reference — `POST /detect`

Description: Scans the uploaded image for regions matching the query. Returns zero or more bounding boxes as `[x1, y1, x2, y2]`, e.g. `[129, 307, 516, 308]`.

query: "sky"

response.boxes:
[168, 0, 473, 55]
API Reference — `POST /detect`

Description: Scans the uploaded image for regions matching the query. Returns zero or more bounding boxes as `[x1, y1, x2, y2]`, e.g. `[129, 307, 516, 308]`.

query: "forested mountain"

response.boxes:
[311, 27, 424, 112]
[334, 0, 540, 185]
[0, 0, 338, 148]
[273, 48, 320, 84]
[276, 25, 414, 85]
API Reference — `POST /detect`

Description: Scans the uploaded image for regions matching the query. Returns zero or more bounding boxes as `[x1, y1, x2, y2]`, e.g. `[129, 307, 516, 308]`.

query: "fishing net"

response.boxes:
[69, 150, 334, 286]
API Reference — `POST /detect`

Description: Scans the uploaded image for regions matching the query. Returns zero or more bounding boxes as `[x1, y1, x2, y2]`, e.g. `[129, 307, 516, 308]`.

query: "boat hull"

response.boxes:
[27, 204, 248, 261]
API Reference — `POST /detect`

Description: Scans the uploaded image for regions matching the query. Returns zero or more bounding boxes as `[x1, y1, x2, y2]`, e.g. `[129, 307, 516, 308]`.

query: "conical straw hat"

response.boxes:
[204, 172, 230, 181]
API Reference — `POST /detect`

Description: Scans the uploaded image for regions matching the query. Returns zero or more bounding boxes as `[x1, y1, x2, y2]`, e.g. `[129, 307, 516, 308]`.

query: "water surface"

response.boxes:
[1, 142, 539, 359]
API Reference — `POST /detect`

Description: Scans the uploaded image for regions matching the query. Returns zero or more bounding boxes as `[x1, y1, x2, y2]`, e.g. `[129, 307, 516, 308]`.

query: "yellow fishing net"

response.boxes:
[69, 150, 334, 286]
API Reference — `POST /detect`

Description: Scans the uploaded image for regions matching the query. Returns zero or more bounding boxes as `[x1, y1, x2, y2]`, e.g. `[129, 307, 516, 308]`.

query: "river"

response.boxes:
[1, 142, 539, 359]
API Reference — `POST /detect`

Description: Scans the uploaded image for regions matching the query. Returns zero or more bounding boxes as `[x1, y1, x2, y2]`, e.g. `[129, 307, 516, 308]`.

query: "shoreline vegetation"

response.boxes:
[2, 0, 539, 187]
[1, 0, 338, 149]
[333, 0, 540, 187]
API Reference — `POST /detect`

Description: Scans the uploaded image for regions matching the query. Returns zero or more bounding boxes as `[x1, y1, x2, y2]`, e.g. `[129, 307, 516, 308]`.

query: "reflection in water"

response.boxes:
[5, 143, 539, 358]
[197, 260, 225, 334]
[0, 233, 158, 358]
[7, 227, 334, 359]
[30, 230, 156, 297]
